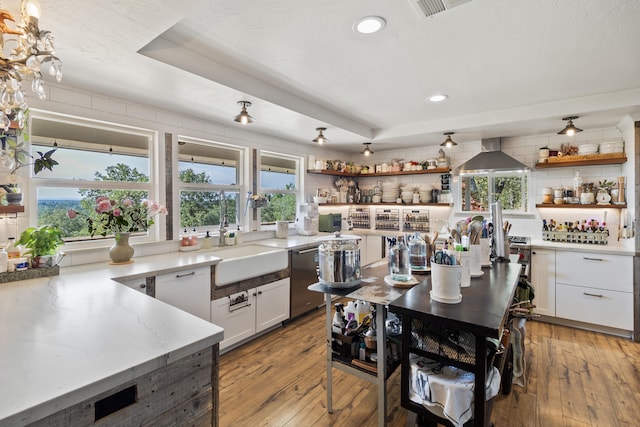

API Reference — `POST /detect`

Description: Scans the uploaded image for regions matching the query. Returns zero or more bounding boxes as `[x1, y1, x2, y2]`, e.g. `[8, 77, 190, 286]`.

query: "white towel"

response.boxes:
[409, 354, 501, 427]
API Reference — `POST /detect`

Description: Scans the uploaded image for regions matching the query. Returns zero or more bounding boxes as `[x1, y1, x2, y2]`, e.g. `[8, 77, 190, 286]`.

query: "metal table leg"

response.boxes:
[325, 293, 333, 414]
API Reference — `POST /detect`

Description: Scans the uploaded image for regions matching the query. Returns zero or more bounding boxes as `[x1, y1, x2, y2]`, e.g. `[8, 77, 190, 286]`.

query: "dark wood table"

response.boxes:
[389, 258, 521, 427]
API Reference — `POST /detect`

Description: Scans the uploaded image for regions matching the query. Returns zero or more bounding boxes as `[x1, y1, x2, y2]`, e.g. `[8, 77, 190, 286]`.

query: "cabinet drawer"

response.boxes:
[555, 252, 632, 292]
[556, 283, 633, 330]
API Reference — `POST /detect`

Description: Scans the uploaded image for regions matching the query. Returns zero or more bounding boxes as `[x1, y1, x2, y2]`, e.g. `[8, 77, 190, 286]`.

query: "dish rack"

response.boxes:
[349, 207, 370, 229]
[403, 208, 429, 232]
[375, 208, 399, 230]
[542, 230, 609, 245]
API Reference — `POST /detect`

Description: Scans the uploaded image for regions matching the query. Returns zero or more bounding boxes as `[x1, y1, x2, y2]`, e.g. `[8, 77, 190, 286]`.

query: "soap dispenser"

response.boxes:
[201, 231, 213, 249]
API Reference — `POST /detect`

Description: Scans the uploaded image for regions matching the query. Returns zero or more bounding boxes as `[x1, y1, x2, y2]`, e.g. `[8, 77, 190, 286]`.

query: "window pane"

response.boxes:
[260, 193, 297, 223]
[31, 144, 149, 180]
[178, 162, 236, 185]
[496, 176, 528, 211]
[179, 190, 238, 229]
[38, 187, 150, 240]
[461, 176, 489, 211]
[178, 140, 239, 185]
[260, 154, 296, 190]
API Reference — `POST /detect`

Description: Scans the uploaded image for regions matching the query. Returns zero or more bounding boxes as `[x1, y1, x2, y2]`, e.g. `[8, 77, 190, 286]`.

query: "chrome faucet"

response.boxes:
[219, 191, 228, 246]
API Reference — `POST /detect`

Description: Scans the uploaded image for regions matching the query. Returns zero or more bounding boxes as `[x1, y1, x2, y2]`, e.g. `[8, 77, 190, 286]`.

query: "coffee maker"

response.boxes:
[295, 203, 319, 236]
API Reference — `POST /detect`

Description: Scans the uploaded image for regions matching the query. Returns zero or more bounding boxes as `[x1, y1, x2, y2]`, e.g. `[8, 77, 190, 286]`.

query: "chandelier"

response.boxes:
[0, 0, 62, 130]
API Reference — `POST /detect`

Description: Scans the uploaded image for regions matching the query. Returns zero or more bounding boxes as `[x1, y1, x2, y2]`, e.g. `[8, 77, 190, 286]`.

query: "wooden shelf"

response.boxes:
[536, 203, 627, 209]
[307, 167, 451, 177]
[535, 153, 627, 168]
[0, 205, 25, 214]
[319, 203, 453, 207]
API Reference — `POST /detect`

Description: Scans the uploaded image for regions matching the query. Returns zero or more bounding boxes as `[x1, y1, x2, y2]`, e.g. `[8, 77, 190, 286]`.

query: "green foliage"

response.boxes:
[178, 168, 238, 228]
[260, 183, 297, 223]
[17, 225, 64, 257]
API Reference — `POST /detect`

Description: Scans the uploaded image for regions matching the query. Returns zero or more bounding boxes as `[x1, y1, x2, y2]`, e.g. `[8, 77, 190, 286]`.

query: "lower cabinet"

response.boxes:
[155, 267, 211, 321]
[211, 278, 290, 351]
[555, 251, 633, 330]
[530, 249, 556, 316]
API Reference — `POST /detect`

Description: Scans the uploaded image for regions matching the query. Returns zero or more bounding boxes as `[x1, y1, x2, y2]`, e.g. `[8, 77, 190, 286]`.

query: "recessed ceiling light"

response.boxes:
[353, 16, 386, 34]
[429, 94, 448, 103]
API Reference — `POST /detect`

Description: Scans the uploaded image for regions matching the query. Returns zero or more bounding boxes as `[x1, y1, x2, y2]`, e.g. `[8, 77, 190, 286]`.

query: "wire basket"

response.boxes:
[542, 230, 608, 245]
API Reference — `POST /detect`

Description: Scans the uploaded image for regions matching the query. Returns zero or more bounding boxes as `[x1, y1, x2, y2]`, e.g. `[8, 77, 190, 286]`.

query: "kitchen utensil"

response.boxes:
[316, 232, 362, 288]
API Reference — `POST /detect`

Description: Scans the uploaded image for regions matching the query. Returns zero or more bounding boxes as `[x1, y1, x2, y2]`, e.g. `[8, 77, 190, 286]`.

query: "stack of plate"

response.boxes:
[578, 143, 598, 155]
[400, 190, 413, 203]
[381, 183, 399, 203]
[598, 141, 624, 154]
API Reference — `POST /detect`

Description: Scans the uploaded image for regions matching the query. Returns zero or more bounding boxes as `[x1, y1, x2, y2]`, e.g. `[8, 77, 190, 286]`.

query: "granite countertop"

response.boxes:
[0, 252, 224, 426]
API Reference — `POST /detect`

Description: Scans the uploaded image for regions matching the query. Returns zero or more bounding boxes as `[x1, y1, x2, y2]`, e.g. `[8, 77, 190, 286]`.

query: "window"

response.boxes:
[178, 137, 245, 231]
[29, 112, 158, 243]
[259, 152, 300, 225]
[460, 172, 529, 212]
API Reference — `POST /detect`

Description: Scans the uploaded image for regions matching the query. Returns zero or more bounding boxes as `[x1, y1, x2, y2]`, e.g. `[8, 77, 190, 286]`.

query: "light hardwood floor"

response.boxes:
[219, 307, 640, 427]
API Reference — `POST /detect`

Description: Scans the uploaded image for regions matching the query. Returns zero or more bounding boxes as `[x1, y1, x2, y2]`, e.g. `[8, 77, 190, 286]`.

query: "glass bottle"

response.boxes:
[389, 235, 412, 281]
[573, 169, 583, 198]
[408, 232, 427, 271]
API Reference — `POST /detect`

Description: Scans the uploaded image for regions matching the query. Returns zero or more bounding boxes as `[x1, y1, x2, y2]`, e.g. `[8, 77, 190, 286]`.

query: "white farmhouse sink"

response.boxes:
[212, 245, 288, 287]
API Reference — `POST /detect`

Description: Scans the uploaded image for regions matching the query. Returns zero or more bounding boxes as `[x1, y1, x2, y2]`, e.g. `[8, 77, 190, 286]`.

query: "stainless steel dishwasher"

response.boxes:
[290, 245, 324, 318]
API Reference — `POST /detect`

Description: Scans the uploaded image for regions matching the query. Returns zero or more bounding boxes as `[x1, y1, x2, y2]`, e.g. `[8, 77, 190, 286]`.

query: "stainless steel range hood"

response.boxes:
[457, 138, 530, 174]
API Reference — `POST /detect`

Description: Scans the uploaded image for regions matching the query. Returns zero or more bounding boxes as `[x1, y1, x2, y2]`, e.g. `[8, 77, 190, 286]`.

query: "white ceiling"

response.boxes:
[37, 0, 640, 153]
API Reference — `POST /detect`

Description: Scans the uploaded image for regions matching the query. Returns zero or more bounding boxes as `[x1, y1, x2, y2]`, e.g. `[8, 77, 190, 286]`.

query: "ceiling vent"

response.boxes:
[410, 0, 472, 18]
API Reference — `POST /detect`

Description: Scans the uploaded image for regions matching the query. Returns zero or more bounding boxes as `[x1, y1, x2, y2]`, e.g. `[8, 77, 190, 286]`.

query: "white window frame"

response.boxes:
[27, 110, 160, 249]
[258, 150, 302, 228]
[177, 135, 248, 233]
[457, 170, 530, 214]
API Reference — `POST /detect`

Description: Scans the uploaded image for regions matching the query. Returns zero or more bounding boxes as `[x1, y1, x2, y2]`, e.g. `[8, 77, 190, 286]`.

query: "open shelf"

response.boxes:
[536, 203, 626, 209]
[534, 153, 626, 168]
[0, 205, 25, 214]
[307, 167, 451, 177]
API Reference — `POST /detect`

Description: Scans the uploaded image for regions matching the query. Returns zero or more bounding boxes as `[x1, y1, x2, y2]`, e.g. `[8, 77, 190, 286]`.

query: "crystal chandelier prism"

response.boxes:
[0, 0, 62, 130]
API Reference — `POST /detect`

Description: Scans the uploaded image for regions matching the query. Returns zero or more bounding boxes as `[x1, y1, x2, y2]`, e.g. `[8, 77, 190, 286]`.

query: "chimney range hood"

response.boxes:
[456, 138, 530, 174]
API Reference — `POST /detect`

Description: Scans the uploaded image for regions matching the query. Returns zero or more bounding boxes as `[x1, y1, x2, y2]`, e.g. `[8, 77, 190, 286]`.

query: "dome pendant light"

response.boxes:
[558, 116, 583, 136]
[440, 132, 457, 148]
[361, 142, 374, 156]
[312, 127, 328, 144]
[234, 101, 254, 124]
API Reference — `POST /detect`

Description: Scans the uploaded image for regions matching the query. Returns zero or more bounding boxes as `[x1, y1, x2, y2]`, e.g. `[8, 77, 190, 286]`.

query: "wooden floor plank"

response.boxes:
[219, 309, 640, 427]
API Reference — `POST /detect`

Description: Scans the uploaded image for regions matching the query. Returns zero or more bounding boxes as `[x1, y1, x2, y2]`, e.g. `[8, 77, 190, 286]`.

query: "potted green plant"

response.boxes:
[16, 225, 65, 268]
[1, 123, 58, 205]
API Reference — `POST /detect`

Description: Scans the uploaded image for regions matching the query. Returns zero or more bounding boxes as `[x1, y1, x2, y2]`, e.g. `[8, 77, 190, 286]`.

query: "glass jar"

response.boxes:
[389, 236, 411, 281]
[408, 232, 427, 271]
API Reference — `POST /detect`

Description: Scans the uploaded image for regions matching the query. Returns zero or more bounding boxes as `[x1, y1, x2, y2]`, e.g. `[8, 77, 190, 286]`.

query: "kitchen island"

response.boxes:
[390, 258, 521, 427]
[0, 252, 224, 426]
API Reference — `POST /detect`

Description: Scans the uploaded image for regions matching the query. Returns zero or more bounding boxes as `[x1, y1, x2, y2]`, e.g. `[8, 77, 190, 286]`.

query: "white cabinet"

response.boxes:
[365, 235, 384, 265]
[355, 234, 384, 266]
[211, 289, 255, 349]
[211, 278, 290, 351]
[555, 252, 633, 330]
[530, 249, 556, 316]
[256, 279, 291, 332]
[155, 267, 211, 321]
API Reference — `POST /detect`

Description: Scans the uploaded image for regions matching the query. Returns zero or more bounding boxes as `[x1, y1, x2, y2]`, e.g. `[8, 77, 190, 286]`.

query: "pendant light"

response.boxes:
[440, 132, 457, 148]
[312, 127, 328, 144]
[234, 101, 254, 124]
[558, 116, 582, 136]
[361, 142, 374, 156]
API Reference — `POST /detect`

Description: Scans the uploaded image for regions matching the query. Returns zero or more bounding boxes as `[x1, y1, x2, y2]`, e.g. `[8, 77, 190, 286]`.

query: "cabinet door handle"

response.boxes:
[295, 248, 318, 255]
[583, 292, 604, 298]
[583, 257, 604, 262]
[176, 271, 196, 278]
